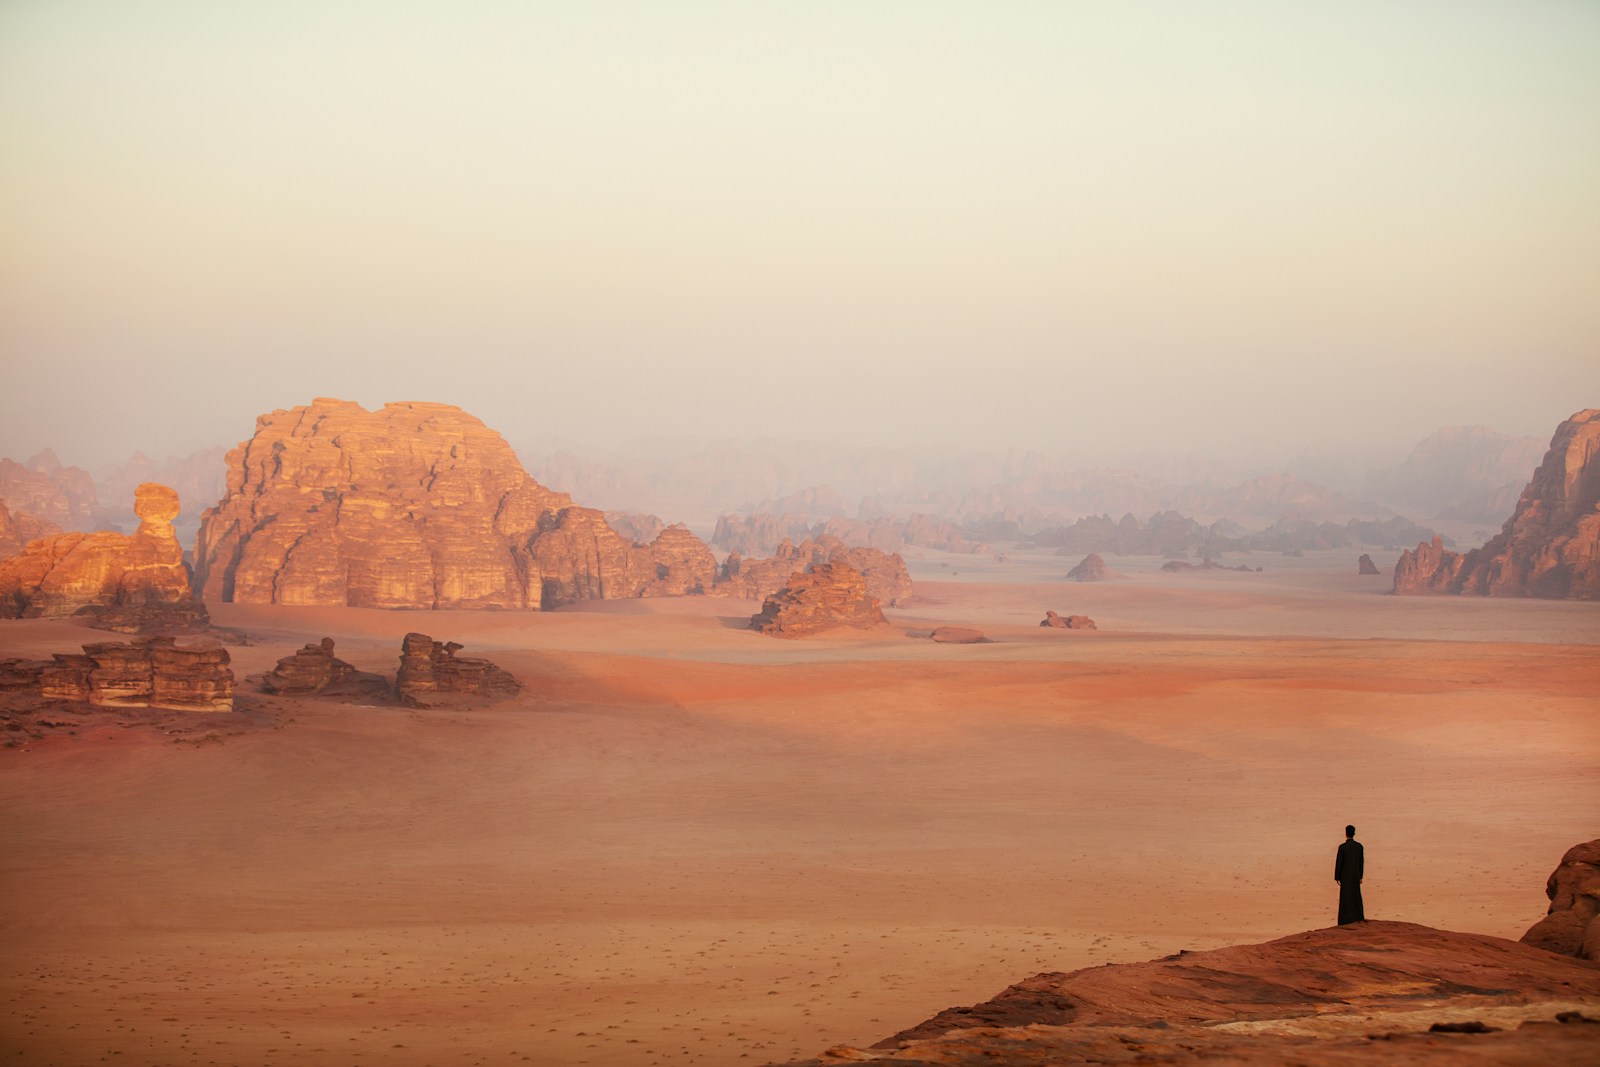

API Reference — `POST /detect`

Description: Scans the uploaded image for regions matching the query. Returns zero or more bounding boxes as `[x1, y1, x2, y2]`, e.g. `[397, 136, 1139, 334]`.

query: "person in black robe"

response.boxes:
[1334, 824, 1364, 924]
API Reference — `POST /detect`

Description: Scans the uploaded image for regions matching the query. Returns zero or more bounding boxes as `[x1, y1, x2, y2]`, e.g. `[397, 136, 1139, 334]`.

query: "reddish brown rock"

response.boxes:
[528, 506, 654, 607]
[930, 626, 987, 644]
[262, 638, 387, 698]
[1040, 610, 1096, 630]
[0, 484, 207, 632]
[0, 450, 97, 530]
[2, 637, 232, 712]
[641, 524, 718, 596]
[395, 632, 520, 707]
[750, 562, 888, 638]
[1395, 409, 1600, 599]
[776, 922, 1600, 1066]
[1065, 552, 1109, 581]
[0, 499, 61, 558]
[716, 536, 912, 606]
[1521, 839, 1600, 962]
[1358, 552, 1381, 575]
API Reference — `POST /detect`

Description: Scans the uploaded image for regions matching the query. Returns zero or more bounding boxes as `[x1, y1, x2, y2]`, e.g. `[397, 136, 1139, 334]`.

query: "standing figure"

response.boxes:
[1334, 824, 1364, 924]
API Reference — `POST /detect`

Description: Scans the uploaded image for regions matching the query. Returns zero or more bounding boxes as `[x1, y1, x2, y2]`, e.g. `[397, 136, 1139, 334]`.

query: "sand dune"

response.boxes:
[1, 559, 1597, 1065]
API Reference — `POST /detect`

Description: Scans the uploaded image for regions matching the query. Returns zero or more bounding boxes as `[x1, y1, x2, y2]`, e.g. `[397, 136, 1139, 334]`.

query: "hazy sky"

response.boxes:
[2, 1, 1596, 470]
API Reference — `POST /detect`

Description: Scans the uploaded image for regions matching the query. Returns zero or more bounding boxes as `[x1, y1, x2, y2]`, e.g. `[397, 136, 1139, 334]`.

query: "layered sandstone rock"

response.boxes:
[1521, 839, 1600, 962]
[1040, 610, 1096, 630]
[0, 450, 97, 530]
[195, 399, 721, 611]
[0, 484, 207, 632]
[263, 638, 387, 698]
[1394, 409, 1600, 599]
[750, 562, 888, 638]
[1066, 552, 1109, 581]
[0, 499, 60, 558]
[395, 632, 520, 707]
[0, 637, 232, 711]
[716, 536, 911, 606]
[1358, 553, 1381, 575]
[641, 524, 717, 596]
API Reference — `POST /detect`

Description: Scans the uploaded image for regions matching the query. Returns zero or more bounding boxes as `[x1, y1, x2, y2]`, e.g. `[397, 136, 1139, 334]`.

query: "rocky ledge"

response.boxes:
[775, 921, 1600, 1066]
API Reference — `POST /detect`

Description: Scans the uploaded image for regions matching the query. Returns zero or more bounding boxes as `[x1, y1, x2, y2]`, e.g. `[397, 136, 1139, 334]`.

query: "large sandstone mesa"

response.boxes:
[750, 562, 889, 638]
[1394, 409, 1600, 599]
[395, 632, 520, 707]
[0, 499, 61, 558]
[0, 484, 207, 632]
[1522, 839, 1600, 962]
[194, 399, 718, 610]
[717, 535, 912, 605]
[0, 636, 233, 712]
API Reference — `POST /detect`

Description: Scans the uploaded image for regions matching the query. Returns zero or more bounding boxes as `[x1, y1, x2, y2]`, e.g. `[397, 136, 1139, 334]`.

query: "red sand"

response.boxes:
[2, 563, 1597, 1066]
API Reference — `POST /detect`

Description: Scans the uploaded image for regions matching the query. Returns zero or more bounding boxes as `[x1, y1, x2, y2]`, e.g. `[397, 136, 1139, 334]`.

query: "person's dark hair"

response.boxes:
[1345, 825, 1356, 837]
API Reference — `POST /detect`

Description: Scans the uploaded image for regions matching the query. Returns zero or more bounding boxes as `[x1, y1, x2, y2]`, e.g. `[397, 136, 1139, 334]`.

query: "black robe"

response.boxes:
[1334, 838, 1364, 924]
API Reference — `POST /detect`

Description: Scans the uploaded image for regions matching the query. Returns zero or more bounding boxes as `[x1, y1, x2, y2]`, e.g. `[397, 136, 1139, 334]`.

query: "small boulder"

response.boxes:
[1041, 611, 1097, 630]
[930, 626, 987, 644]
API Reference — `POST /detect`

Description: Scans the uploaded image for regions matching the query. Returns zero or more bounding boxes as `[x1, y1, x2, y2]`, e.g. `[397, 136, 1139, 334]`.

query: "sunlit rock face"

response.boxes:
[0, 483, 206, 631]
[1394, 409, 1600, 599]
[750, 561, 888, 638]
[1, 635, 233, 712]
[194, 398, 722, 611]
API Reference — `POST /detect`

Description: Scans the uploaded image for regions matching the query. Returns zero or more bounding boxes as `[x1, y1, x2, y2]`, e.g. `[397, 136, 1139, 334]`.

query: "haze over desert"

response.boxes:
[5, 3, 1600, 1065]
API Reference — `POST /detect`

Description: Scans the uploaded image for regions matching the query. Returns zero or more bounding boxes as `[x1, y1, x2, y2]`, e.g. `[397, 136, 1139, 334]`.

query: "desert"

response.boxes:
[3, 546, 1598, 1066]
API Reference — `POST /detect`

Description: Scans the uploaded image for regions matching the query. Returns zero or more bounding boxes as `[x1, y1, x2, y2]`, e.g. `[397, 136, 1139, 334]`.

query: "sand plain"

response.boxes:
[2, 550, 1598, 1067]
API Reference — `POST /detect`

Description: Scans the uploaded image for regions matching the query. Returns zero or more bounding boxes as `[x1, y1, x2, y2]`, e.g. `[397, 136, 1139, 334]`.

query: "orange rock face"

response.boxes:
[1394, 409, 1600, 599]
[750, 561, 889, 638]
[0, 636, 233, 712]
[0, 450, 97, 530]
[195, 399, 722, 611]
[1521, 839, 1600, 961]
[0, 484, 206, 631]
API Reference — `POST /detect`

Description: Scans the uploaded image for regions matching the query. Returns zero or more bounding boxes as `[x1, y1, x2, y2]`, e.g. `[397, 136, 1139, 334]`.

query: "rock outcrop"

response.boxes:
[0, 499, 60, 558]
[1040, 611, 1096, 630]
[0, 450, 97, 530]
[1358, 552, 1381, 575]
[0, 484, 207, 632]
[395, 632, 520, 707]
[642, 524, 717, 596]
[717, 536, 911, 606]
[0, 636, 233, 712]
[750, 562, 888, 638]
[1394, 409, 1600, 599]
[1521, 839, 1600, 962]
[194, 399, 720, 611]
[777, 922, 1600, 1066]
[1065, 552, 1109, 581]
[930, 626, 986, 644]
[262, 638, 387, 698]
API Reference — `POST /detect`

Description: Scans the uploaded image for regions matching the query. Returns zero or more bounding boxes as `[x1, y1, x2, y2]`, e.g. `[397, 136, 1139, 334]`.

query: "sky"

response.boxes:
[1, 1, 1597, 472]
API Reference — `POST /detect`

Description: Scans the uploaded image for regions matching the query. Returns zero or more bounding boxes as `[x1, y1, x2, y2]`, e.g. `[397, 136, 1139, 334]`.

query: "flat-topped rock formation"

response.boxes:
[750, 562, 888, 638]
[262, 638, 387, 698]
[0, 636, 233, 712]
[395, 632, 520, 707]
[1395, 408, 1600, 599]
[194, 398, 719, 611]
[0, 484, 207, 632]
[1522, 838, 1600, 961]
[776, 921, 1600, 1066]
[718, 536, 912, 606]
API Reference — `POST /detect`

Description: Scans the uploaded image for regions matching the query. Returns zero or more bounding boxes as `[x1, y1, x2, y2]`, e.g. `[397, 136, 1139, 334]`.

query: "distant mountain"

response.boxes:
[1363, 425, 1545, 517]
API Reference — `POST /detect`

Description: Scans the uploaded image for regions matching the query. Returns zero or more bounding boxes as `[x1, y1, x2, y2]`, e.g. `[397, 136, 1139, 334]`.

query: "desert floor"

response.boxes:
[2, 549, 1598, 1066]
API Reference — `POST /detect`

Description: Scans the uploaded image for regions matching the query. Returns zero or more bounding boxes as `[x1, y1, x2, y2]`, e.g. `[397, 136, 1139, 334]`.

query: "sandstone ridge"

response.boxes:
[1394, 408, 1600, 599]
[0, 636, 233, 712]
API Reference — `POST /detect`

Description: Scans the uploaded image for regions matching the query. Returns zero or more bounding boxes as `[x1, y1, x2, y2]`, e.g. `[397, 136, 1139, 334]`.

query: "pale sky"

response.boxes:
[1, 1, 1596, 471]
